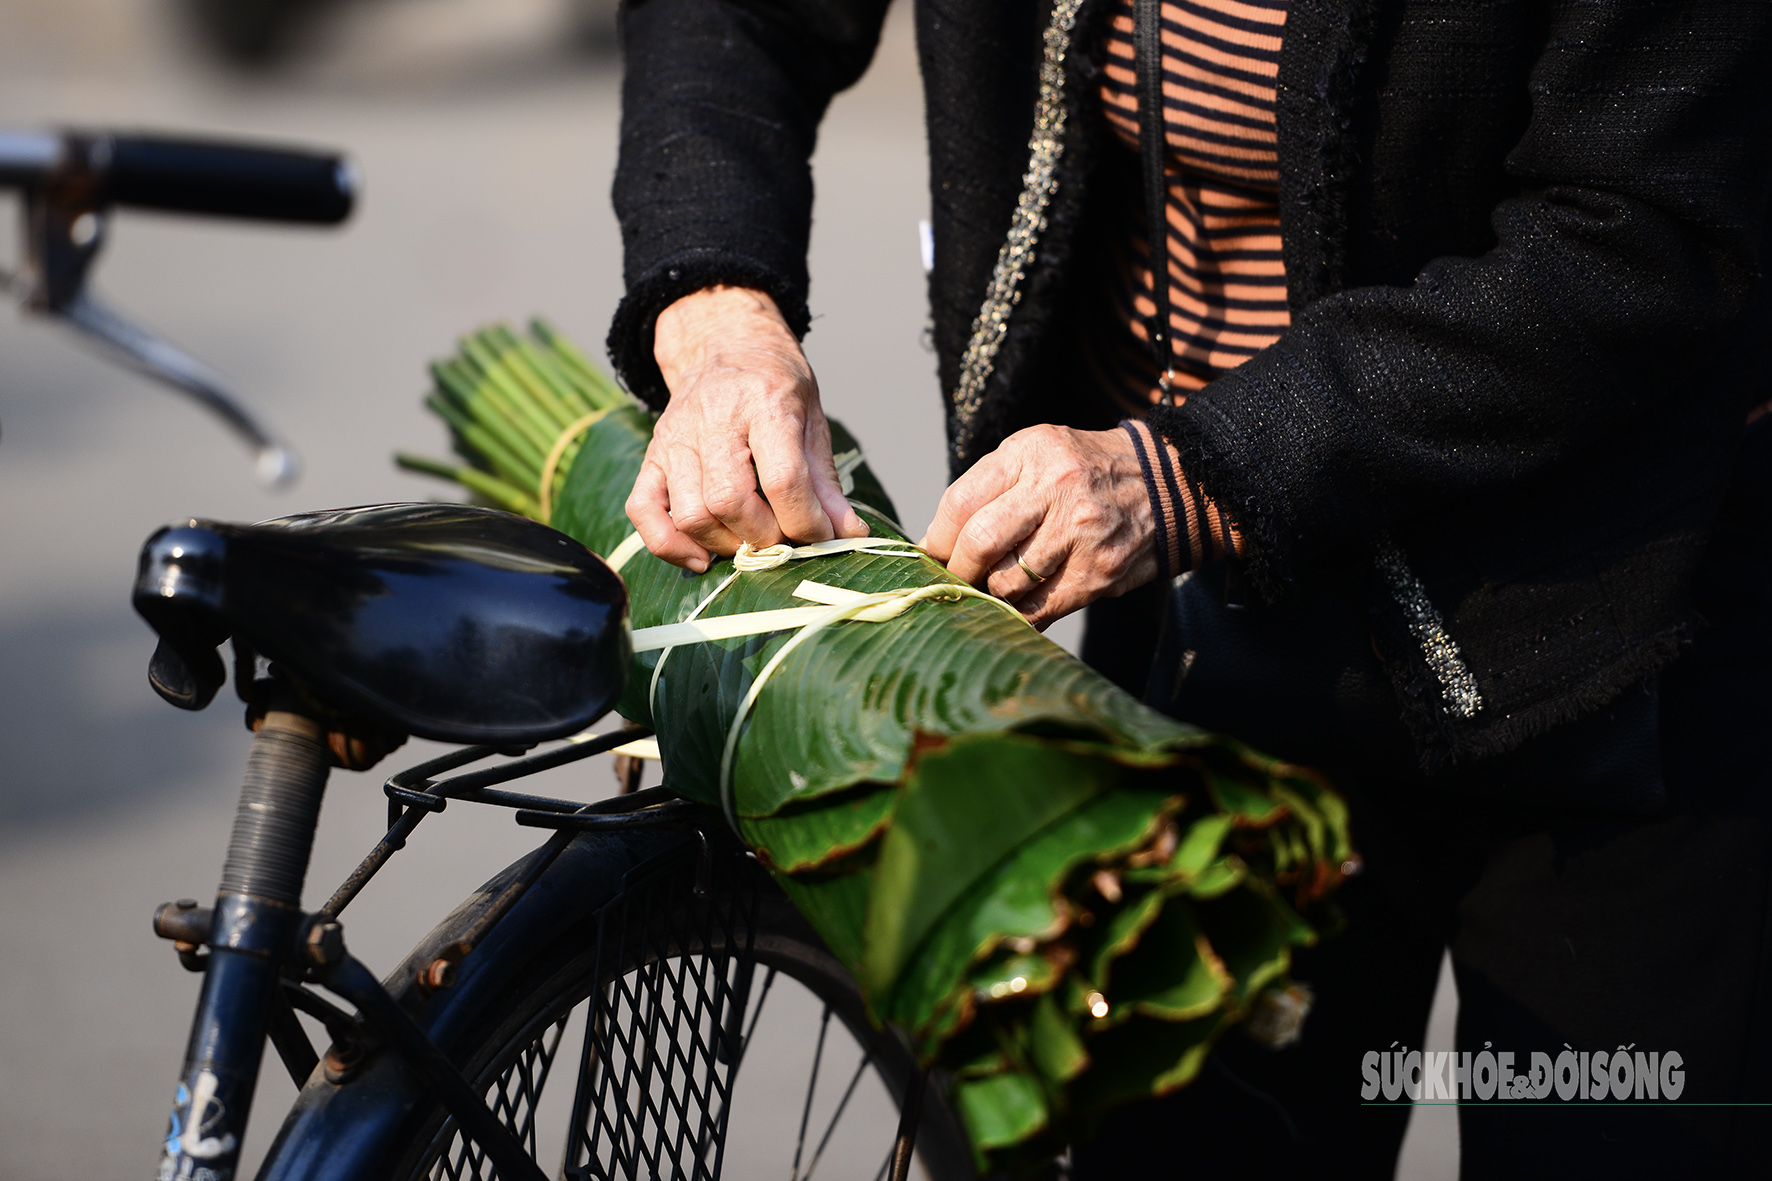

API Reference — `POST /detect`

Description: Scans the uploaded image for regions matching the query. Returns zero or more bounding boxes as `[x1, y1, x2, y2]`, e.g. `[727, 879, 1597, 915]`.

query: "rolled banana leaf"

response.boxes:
[398, 324, 1353, 1175]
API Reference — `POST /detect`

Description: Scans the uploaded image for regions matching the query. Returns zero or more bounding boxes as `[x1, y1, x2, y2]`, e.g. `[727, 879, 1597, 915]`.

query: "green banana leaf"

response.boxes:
[398, 324, 1353, 1175]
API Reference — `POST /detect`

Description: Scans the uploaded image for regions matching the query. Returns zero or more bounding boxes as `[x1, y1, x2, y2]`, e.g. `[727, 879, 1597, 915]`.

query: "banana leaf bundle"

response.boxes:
[398, 323, 1354, 1174]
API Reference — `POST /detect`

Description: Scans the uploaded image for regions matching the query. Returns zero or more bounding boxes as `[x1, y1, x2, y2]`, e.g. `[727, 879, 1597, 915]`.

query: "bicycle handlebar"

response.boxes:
[0, 130, 356, 224]
[105, 136, 355, 224]
[0, 130, 63, 185]
[0, 128, 352, 486]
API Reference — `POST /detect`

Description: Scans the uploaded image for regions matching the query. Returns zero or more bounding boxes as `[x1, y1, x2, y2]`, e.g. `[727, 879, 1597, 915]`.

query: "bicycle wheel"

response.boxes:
[273, 824, 976, 1181]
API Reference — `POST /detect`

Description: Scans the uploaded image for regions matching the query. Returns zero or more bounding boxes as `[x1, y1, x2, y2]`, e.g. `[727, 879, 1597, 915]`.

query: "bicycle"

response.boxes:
[4, 128, 973, 1181]
[134, 509, 972, 1181]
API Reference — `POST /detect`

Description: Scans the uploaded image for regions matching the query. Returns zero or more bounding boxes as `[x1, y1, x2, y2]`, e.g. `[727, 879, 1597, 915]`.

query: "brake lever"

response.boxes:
[54, 288, 299, 486]
[6, 131, 302, 488]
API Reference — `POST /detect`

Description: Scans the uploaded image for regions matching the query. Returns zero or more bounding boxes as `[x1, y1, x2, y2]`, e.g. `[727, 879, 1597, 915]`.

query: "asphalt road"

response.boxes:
[0, 2, 1454, 1177]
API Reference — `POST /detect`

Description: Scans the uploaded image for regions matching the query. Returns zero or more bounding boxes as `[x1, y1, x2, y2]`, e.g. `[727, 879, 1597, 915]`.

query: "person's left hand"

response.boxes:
[919, 424, 1159, 629]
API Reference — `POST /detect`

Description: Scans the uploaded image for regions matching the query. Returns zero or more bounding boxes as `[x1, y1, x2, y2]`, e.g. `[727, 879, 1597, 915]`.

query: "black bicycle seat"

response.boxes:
[132, 503, 630, 746]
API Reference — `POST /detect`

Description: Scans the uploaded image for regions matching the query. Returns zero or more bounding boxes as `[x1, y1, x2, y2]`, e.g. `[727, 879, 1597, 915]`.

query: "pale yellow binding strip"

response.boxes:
[548, 729, 662, 759]
[789, 580, 876, 606]
[536, 409, 614, 525]
[833, 448, 863, 494]
[604, 531, 648, 574]
[597, 478, 906, 579]
[644, 536, 926, 717]
[610, 736, 662, 761]
[707, 582, 1030, 832]
[632, 602, 839, 652]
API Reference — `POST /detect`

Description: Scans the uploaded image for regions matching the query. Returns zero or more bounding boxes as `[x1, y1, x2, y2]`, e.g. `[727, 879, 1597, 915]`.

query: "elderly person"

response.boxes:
[607, 0, 1772, 1173]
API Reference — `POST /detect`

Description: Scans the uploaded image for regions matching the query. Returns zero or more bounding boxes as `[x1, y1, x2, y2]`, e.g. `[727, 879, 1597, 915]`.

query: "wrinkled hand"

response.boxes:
[626, 286, 867, 572]
[919, 424, 1158, 629]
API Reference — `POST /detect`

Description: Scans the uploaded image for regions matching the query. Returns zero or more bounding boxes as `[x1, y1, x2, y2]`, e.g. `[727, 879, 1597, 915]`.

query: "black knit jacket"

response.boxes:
[608, 0, 1772, 768]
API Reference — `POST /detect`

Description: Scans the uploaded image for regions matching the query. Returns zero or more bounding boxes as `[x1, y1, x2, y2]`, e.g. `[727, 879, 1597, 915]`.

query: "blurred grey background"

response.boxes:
[0, 1, 1454, 1176]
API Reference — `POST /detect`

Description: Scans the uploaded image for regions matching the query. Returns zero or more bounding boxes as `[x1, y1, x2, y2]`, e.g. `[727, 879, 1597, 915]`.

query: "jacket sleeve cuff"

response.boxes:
[606, 252, 812, 410]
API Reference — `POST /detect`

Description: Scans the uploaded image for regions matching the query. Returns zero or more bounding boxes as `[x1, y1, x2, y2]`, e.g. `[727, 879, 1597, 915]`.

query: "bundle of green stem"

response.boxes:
[399, 323, 1354, 1175]
[395, 320, 628, 520]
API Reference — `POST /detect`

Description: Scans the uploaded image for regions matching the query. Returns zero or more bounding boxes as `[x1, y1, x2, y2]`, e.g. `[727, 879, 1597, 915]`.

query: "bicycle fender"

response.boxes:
[253, 823, 701, 1181]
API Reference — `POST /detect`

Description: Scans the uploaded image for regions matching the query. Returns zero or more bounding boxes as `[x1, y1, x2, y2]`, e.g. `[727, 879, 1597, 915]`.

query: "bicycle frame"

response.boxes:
[152, 722, 682, 1181]
[258, 823, 719, 1179]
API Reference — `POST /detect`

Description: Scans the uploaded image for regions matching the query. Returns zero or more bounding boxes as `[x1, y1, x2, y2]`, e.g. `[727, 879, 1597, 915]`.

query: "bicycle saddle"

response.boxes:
[132, 503, 630, 745]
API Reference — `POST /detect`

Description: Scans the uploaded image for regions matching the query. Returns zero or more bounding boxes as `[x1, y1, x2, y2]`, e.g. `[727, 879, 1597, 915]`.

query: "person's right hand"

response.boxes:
[626, 285, 867, 572]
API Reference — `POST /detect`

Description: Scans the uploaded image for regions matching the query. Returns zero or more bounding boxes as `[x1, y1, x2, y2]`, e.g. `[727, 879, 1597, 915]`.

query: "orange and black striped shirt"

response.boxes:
[1085, 0, 1288, 577]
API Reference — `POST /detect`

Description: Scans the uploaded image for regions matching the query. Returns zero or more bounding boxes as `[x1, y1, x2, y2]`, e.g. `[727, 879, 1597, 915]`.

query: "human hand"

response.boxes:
[919, 424, 1158, 629]
[626, 285, 867, 572]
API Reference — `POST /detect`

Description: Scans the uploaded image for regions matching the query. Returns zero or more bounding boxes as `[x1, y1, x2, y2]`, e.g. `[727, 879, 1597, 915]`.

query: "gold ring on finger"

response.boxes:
[1015, 551, 1048, 584]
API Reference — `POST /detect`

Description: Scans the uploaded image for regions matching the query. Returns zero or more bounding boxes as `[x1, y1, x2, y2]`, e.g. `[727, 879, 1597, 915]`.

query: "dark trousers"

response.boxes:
[1071, 431, 1772, 1178]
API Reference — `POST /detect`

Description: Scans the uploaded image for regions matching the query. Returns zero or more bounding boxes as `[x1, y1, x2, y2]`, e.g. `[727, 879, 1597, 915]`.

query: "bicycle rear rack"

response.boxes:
[153, 726, 694, 982]
[148, 731, 928, 1181]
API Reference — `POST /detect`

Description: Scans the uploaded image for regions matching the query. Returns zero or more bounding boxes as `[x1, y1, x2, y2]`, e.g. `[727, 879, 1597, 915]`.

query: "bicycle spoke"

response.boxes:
[733, 965, 777, 1077]
[718, 964, 778, 1115]
[801, 1047, 874, 1181]
[718, 954, 758, 1065]
[788, 1004, 832, 1181]
[694, 963, 778, 1164]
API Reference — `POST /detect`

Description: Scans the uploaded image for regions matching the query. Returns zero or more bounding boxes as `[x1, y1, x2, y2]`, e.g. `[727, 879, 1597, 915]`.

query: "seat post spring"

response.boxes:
[218, 712, 331, 905]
